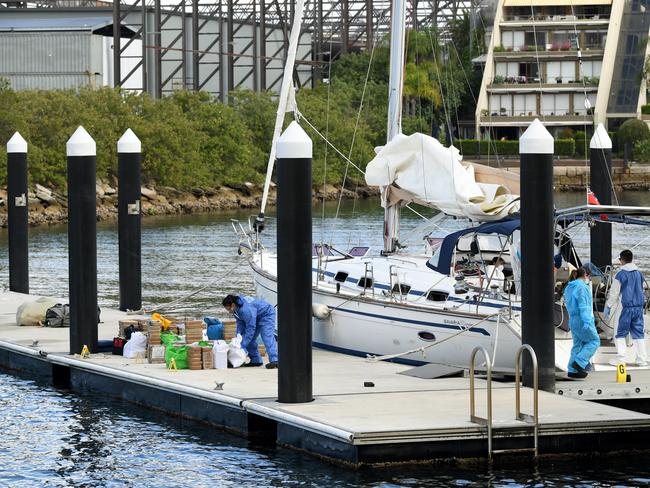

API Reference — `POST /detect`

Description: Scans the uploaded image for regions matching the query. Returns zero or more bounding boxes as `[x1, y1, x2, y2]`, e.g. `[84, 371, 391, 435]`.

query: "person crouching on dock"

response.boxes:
[222, 294, 279, 369]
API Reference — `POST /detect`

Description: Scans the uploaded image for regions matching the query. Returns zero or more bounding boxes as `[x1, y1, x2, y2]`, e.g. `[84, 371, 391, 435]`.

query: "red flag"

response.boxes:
[588, 187, 608, 220]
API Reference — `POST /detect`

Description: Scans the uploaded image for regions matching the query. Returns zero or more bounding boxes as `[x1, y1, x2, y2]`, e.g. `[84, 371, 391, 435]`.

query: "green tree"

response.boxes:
[618, 119, 650, 151]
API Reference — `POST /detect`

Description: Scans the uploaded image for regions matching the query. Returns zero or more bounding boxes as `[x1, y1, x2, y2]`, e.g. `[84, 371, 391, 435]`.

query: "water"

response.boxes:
[2, 371, 650, 487]
[2, 192, 650, 486]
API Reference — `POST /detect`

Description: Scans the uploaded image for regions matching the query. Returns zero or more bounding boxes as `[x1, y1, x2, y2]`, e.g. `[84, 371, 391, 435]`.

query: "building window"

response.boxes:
[541, 94, 570, 115]
[547, 61, 576, 83]
[489, 94, 513, 116]
[502, 31, 525, 50]
[574, 93, 597, 115]
[513, 94, 537, 116]
[581, 60, 602, 78]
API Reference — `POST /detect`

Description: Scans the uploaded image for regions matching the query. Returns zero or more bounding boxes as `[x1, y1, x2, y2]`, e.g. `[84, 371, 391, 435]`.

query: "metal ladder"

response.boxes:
[469, 345, 540, 461]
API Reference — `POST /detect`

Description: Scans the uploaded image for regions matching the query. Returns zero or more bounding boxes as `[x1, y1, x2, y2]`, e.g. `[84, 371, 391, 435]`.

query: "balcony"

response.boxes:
[492, 47, 604, 60]
[500, 13, 610, 28]
[488, 76, 600, 91]
[480, 110, 594, 127]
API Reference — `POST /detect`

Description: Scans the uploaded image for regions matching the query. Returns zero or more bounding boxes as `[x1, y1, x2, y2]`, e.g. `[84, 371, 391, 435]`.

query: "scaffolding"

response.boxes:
[0, 0, 474, 98]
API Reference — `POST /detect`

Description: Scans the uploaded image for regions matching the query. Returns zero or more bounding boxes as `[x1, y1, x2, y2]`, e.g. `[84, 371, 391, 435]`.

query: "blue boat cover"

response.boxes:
[426, 217, 520, 275]
[426, 212, 650, 277]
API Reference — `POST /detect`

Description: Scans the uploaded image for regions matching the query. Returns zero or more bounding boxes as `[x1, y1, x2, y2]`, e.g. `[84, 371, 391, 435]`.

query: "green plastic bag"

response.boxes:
[165, 345, 189, 369]
[197, 340, 212, 348]
[161, 332, 182, 347]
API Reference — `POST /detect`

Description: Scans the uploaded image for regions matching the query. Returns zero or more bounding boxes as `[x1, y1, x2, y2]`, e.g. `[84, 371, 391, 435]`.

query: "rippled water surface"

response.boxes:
[3, 372, 650, 487]
[2, 192, 650, 486]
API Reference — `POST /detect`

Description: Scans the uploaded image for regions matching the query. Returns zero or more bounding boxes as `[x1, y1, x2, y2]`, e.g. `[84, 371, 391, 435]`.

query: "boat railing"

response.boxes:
[469, 346, 493, 458]
[362, 262, 375, 298]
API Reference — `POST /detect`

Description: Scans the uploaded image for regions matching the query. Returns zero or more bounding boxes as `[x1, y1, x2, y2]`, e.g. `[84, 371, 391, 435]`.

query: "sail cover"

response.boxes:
[365, 132, 520, 221]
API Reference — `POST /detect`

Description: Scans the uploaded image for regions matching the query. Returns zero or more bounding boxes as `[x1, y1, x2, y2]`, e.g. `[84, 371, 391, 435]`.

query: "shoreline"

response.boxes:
[2, 164, 650, 227]
[0, 182, 380, 227]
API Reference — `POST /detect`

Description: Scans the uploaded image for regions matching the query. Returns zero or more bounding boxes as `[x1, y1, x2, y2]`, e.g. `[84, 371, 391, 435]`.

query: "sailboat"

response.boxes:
[235, 0, 650, 374]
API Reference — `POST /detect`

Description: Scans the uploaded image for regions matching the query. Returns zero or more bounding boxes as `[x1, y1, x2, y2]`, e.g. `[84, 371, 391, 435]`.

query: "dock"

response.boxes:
[2, 291, 650, 467]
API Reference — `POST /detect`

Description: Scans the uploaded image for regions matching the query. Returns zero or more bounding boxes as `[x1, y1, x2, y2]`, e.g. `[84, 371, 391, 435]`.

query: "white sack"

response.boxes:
[213, 340, 229, 369]
[365, 132, 519, 221]
[123, 331, 147, 358]
[16, 298, 58, 326]
[228, 334, 249, 368]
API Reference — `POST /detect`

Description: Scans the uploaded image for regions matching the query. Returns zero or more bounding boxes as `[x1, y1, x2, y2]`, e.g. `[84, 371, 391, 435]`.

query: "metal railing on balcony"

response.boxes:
[483, 108, 593, 118]
[491, 76, 600, 85]
[501, 13, 610, 22]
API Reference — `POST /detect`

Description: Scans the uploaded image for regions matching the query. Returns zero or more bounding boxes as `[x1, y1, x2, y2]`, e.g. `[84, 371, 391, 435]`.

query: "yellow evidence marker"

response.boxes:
[80, 345, 91, 359]
[168, 357, 178, 372]
[616, 362, 627, 383]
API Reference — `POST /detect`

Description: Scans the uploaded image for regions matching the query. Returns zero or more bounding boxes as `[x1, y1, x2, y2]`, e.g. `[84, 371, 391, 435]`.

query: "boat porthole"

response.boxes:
[418, 331, 436, 342]
[558, 390, 563, 395]
[578, 390, 583, 395]
[597, 389, 602, 395]
[636, 388, 641, 394]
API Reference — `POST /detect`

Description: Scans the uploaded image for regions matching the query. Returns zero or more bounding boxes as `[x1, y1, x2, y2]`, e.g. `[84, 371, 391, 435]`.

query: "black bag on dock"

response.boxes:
[44, 304, 70, 328]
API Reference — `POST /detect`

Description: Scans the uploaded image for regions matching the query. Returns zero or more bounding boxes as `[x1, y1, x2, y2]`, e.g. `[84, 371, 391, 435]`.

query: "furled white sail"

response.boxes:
[365, 132, 520, 221]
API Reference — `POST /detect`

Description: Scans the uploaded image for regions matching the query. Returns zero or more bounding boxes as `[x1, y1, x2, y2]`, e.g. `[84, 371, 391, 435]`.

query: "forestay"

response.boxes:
[365, 132, 520, 221]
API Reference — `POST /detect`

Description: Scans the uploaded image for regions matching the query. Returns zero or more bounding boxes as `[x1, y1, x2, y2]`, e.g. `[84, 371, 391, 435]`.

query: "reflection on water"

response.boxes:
[2, 371, 650, 487]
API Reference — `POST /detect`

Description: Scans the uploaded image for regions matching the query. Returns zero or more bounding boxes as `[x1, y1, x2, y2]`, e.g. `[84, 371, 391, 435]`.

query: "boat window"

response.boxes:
[391, 283, 411, 295]
[348, 246, 370, 257]
[357, 277, 373, 288]
[334, 271, 349, 282]
[427, 290, 449, 301]
[418, 331, 436, 342]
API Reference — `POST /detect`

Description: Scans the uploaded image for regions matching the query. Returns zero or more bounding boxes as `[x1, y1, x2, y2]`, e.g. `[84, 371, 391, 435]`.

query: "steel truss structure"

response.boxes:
[1, 0, 474, 98]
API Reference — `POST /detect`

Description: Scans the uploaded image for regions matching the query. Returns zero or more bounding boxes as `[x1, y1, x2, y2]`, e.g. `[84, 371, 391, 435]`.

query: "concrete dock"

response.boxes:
[2, 291, 650, 466]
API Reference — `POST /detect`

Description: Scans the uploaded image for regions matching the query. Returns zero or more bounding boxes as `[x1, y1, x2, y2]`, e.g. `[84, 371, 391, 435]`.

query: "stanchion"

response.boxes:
[6, 132, 29, 294]
[117, 129, 142, 311]
[590, 123, 613, 270]
[67, 126, 98, 354]
[519, 119, 555, 392]
[277, 121, 313, 404]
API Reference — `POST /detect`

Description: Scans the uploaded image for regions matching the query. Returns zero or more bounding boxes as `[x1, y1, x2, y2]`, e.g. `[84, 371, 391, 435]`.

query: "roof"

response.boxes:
[0, 15, 138, 36]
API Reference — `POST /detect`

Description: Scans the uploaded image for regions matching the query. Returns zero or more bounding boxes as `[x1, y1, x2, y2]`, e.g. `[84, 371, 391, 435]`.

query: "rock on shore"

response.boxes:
[0, 180, 379, 227]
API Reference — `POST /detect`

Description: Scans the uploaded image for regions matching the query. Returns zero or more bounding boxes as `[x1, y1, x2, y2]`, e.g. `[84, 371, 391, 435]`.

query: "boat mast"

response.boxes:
[255, 0, 306, 231]
[383, 0, 407, 253]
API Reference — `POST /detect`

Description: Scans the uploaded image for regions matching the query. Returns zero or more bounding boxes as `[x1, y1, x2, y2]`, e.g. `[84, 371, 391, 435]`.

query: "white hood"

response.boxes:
[365, 132, 520, 221]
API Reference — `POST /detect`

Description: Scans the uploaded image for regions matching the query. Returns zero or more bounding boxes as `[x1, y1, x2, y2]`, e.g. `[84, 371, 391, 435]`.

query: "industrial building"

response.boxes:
[475, 0, 650, 139]
[0, 0, 474, 100]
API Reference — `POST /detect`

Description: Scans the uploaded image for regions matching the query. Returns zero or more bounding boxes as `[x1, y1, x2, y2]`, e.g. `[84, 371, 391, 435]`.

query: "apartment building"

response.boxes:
[475, 0, 650, 140]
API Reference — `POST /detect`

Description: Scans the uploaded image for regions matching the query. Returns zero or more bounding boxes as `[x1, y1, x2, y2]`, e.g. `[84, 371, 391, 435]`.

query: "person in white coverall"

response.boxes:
[605, 249, 648, 366]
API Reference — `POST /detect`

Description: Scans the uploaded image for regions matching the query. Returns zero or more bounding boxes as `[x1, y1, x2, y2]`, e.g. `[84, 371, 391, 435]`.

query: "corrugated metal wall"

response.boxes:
[0, 31, 103, 90]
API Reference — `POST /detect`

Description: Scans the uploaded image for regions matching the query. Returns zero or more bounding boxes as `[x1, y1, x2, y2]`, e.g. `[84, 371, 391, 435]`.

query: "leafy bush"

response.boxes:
[555, 139, 576, 157]
[618, 119, 650, 150]
[634, 139, 650, 162]
[641, 104, 650, 115]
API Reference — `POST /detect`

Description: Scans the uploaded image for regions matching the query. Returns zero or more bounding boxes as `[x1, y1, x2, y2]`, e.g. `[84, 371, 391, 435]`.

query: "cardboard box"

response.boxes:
[147, 345, 165, 364]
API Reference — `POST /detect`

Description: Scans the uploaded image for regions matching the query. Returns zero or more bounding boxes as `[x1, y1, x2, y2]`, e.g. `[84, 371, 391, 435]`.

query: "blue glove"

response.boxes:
[603, 306, 610, 321]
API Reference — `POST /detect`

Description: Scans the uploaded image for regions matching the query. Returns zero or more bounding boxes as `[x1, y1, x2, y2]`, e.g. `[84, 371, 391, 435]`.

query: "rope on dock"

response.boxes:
[365, 310, 508, 363]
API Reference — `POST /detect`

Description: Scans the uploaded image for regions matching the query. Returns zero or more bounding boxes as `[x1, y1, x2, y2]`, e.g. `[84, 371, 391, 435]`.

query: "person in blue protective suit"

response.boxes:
[605, 249, 647, 366]
[564, 267, 600, 378]
[222, 294, 279, 369]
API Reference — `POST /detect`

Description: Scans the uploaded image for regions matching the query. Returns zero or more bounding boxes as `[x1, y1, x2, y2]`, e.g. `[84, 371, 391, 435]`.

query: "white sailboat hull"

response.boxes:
[251, 255, 525, 373]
